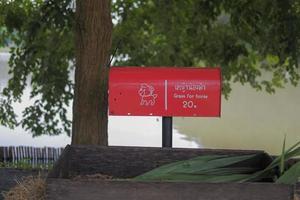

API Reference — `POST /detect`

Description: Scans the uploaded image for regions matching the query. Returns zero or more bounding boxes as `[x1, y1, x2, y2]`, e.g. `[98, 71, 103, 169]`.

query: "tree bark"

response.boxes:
[72, 0, 112, 145]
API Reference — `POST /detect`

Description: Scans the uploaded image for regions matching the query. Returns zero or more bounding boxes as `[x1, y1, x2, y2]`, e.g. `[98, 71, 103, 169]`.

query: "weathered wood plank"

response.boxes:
[296, 182, 300, 200]
[46, 178, 294, 200]
[48, 145, 272, 178]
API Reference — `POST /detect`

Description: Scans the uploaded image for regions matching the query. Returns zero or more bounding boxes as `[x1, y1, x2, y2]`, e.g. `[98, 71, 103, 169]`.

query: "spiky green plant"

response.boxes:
[134, 139, 300, 184]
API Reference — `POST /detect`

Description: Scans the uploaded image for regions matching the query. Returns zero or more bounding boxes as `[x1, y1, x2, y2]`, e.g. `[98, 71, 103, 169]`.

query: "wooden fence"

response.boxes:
[0, 146, 64, 167]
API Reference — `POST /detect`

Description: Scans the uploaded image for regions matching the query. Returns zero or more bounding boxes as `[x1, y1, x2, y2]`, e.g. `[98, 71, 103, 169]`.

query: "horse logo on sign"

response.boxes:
[138, 83, 158, 106]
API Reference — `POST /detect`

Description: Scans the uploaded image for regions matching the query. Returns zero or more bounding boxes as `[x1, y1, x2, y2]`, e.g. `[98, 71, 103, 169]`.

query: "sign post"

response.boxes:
[109, 66, 221, 148]
[162, 117, 172, 147]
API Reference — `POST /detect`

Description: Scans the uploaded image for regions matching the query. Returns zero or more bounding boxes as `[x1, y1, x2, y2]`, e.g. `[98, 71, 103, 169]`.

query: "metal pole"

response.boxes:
[162, 116, 172, 147]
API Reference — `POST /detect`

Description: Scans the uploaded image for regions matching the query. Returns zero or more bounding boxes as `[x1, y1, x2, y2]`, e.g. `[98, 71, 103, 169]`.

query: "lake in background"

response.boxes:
[1, 52, 300, 154]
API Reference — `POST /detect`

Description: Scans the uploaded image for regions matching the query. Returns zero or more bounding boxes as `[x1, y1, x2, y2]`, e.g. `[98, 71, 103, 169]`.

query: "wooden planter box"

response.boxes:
[46, 145, 298, 200]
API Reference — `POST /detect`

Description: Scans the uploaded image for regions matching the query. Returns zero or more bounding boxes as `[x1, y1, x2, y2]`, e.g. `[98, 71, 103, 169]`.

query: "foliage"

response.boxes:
[134, 154, 262, 183]
[134, 140, 300, 185]
[112, 0, 300, 96]
[243, 140, 300, 184]
[0, 159, 53, 170]
[277, 161, 300, 184]
[0, 0, 74, 136]
[0, 0, 299, 136]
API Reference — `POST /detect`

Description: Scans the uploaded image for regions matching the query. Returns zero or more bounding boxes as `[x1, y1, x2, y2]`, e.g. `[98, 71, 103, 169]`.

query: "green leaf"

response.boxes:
[174, 154, 259, 174]
[242, 140, 300, 182]
[186, 167, 257, 176]
[134, 155, 226, 181]
[280, 134, 286, 175]
[134, 154, 261, 182]
[276, 161, 300, 184]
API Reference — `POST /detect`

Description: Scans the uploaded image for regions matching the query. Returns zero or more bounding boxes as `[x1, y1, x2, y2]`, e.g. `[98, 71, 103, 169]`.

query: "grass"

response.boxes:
[0, 160, 53, 170]
[2, 176, 46, 200]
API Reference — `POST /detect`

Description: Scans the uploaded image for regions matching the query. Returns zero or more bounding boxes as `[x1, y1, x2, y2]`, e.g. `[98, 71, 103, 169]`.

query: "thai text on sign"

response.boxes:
[109, 67, 221, 117]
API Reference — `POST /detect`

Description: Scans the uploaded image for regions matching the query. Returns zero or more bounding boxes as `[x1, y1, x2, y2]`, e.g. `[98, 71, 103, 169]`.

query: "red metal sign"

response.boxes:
[109, 67, 221, 117]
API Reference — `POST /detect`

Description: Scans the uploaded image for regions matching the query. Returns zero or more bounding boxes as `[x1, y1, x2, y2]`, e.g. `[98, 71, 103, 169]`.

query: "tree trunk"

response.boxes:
[72, 0, 112, 145]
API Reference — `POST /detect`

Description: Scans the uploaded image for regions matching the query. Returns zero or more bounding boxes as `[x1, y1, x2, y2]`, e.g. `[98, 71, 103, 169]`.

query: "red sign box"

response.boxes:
[109, 67, 221, 117]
